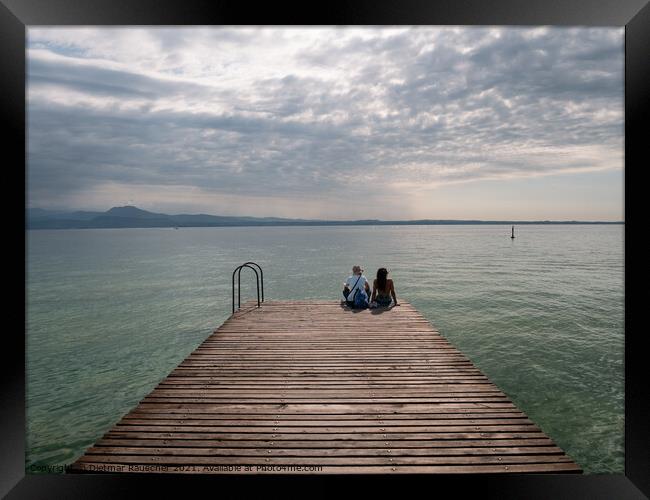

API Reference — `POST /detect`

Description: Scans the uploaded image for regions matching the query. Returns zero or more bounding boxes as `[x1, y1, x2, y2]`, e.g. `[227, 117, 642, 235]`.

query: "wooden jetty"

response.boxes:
[70, 300, 581, 474]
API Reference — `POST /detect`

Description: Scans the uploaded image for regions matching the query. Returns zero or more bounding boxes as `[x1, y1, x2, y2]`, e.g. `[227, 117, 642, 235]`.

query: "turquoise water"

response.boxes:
[25, 225, 624, 473]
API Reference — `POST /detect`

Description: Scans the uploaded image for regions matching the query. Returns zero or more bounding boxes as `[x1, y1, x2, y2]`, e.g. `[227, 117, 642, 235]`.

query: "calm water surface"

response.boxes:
[26, 225, 624, 473]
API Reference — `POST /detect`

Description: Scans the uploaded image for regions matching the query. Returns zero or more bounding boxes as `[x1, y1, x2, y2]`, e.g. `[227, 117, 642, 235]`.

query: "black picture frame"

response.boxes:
[4, 0, 647, 497]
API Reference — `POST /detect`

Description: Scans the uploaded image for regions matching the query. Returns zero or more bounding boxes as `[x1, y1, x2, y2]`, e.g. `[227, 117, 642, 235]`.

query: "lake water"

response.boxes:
[25, 225, 624, 474]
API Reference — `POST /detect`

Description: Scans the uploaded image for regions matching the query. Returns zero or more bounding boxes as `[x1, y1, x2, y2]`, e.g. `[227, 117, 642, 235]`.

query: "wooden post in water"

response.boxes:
[511, 226, 515, 239]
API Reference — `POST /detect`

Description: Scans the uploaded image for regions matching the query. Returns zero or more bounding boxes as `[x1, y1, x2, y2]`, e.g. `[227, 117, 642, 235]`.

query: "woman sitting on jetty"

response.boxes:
[370, 268, 399, 308]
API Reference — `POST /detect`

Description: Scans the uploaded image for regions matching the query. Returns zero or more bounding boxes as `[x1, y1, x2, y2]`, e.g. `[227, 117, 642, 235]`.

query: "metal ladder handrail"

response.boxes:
[241, 261, 264, 302]
[232, 262, 264, 314]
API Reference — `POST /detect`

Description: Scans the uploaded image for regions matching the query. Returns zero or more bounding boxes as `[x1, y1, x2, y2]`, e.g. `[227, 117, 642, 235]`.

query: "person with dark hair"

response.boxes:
[370, 268, 398, 308]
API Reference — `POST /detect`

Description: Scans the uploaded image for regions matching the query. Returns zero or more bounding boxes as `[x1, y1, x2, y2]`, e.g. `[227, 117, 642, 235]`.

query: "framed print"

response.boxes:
[4, 0, 648, 497]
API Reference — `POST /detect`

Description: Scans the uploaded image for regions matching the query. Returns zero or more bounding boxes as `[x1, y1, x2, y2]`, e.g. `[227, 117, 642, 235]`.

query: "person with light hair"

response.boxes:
[342, 265, 371, 307]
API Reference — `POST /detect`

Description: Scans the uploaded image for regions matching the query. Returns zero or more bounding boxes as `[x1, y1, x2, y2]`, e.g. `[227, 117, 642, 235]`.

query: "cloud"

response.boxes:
[27, 27, 623, 219]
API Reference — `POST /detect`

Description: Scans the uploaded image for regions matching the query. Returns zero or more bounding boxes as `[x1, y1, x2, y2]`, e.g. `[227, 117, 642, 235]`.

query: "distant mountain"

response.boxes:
[26, 206, 307, 229]
[90, 206, 175, 228]
[104, 206, 169, 219]
[25, 206, 623, 230]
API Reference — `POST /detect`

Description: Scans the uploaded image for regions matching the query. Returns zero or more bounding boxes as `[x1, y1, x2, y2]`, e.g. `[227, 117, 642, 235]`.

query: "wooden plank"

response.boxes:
[87, 445, 563, 458]
[110, 424, 541, 433]
[103, 431, 550, 440]
[132, 402, 519, 411]
[124, 412, 530, 419]
[85, 446, 565, 456]
[95, 438, 558, 448]
[74, 454, 574, 466]
[139, 398, 512, 404]
[119, 418, 535, 426]
[69, 300, 582, 474]
[70, 462, 582, 474]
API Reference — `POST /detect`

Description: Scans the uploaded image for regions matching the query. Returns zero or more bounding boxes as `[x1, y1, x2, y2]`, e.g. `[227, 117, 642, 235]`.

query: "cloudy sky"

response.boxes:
[27, 27, 624, 220]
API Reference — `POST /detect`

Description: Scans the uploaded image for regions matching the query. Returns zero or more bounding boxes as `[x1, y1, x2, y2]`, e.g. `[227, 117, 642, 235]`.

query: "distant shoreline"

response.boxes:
[26, 205, 624, 229]
[26, 220, 624, 230]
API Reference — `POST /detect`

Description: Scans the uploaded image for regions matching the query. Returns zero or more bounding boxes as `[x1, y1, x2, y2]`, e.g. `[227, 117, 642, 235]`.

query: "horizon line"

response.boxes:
[26, 206, 624, 225]
[27, 205, 624, 224]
